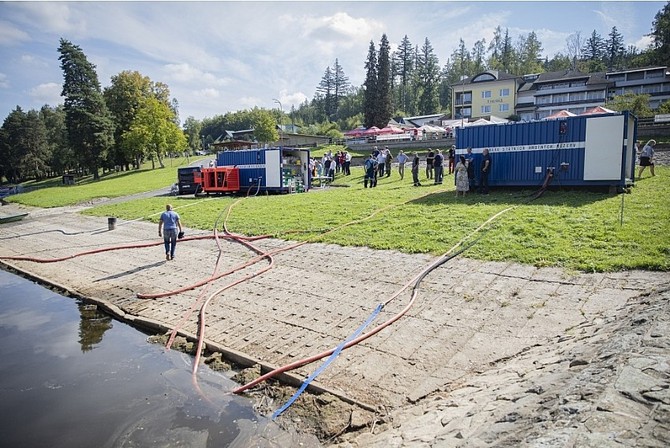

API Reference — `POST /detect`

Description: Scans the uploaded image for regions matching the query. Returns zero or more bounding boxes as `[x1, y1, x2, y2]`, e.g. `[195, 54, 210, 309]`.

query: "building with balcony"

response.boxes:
[606, 66, 670, 109]
[451, 66, 670, 124]
[515, 70, 613, 121]
[451, 70, 521, 120]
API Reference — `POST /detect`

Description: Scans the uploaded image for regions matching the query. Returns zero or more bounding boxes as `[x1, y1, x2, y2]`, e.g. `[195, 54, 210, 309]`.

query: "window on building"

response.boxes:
[456, 91, 473, 104]
[608, 74, 625, 82]
[627, 71, 645, 81]
[553, 94, 568, 103]
[481, 90, 492, 99]
[570, 80, 587, 87]
[586, 91, 605, 100]
[646, 69, 664, 78]
[499, 103, 509, 112]
[499, 88, 510, 97]
[537, 96, 551, 105]
[481, 105, 491, 114]
[644, 85, 661, 94]
[472, 73, 496, 82]
[570, 92, 585, 101]
[462, 107, 472, 117]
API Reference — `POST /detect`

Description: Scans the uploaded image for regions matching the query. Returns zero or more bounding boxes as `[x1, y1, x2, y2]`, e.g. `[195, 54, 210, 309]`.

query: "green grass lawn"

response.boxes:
[7, 157, 194, 208]
[78, 165, 670, 272]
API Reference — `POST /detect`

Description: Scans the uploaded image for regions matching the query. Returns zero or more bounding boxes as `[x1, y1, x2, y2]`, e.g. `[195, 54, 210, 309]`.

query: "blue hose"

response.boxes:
[272, 302, 384, 420]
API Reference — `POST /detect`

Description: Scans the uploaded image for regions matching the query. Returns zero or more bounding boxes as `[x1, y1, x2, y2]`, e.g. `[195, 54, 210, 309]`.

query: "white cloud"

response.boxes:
[0, 20, 30, 45]
[635, 35, 653, 51]
[163, 63, 231, 87]
[193, 88, 220, 100]
[20, 54, 49, 68]
[238, 96, 263, 109]
[277, 89, 309, 110]
[0, 1, 665, 124]
[532, 28, 572, 58]
[28, 82, 62, 105]
[14, 2, 84, 34]
[301, 12, 381, 42]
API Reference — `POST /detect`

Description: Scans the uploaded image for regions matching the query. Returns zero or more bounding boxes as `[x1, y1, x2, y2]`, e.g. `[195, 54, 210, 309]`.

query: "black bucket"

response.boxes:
[107, 217, 117, 231]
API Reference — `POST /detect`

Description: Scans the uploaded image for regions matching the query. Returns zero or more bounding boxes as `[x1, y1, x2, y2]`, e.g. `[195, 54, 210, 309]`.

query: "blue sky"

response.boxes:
[0, 1, 665, 124]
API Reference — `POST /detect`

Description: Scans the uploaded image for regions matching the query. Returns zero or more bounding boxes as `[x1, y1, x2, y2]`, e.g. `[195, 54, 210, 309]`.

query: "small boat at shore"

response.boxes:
[0, 212, 29, 224]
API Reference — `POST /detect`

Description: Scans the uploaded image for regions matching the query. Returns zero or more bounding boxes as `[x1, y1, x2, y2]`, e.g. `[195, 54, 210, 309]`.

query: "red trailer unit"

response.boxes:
[193, 166, 240, 194]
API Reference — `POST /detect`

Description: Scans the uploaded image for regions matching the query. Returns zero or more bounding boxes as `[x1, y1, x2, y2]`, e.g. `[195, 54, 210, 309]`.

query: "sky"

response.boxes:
[0, 1, 665, 125]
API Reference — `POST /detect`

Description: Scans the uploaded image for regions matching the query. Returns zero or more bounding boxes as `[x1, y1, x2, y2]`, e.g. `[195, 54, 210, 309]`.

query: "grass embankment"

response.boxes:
[7, 157, 193, 208]
[78, 165, 669, 272]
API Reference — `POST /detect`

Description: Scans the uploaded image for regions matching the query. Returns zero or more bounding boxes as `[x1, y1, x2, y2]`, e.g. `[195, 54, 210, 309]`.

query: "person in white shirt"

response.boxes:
[396, 150, 409, 180]
[637, 139, 656, 178]
[344, 151, 352, 175]
[377, 150, 387, 177]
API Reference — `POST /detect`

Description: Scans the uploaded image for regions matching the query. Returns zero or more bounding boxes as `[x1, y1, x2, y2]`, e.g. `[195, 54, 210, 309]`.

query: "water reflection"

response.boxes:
[77, 302, 113, 352]
[0, 269, 321, 447]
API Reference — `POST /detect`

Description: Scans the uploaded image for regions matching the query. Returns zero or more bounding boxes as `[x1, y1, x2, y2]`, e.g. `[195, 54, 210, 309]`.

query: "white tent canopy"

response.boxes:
[418, 124, 446, 133]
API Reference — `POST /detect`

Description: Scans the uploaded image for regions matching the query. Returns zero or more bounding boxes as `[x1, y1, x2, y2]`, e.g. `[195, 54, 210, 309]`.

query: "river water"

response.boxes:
[0, 268, 317, 447]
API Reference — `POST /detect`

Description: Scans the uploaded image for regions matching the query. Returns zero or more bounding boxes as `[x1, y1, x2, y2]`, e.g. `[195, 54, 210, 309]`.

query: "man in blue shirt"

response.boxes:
[158, 204, 183, 260]
[364, 154, 378, 188]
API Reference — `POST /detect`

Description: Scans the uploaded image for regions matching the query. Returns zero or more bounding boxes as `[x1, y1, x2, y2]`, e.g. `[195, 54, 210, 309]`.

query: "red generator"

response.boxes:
[193, 166, 241, 195]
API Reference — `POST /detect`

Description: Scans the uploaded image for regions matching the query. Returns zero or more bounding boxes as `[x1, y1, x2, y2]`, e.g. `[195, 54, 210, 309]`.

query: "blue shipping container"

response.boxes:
[455, 112, 637, 189]
[217, 147, 311, 192]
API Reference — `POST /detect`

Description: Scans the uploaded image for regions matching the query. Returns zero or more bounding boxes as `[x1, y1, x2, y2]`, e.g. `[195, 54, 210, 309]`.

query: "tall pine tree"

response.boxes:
[416, 38, 441, 115]
[582, 30, 606, 72]
[376, 34, 393, 128]
[363, 40, 378, 128]
[393, 35, 414, 114]
[58, 38, 114, 179]
[332, 59, 351, 120]
[650, 2, 670, 66]
[316, 66, 336, 120]
[605, 26, 625, 70]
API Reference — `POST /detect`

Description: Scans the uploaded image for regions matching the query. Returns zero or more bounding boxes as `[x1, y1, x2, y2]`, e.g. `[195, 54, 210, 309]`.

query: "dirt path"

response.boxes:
[0, 202, 668, 446]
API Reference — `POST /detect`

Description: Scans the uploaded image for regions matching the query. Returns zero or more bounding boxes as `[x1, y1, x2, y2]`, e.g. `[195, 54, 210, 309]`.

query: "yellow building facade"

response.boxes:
[452, 71, 520, 120]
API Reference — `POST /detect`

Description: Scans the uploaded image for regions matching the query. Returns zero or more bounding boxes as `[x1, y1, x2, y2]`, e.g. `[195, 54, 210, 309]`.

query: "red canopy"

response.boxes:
[581, 106, 615, 115]
[344, 127, 366, 137]
[361, 126, 381, 135]
[377, 126, 405, 135]
[543, 110, 575, 120]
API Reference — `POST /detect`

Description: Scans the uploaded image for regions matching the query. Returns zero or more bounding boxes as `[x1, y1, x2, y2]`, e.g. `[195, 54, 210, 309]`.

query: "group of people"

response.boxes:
[310, 150, 352, 181]
[363, 144, 492, 195]
[407, 146, 491, 196]
[420, 146, 457, 185]
[363, 146, 394, 187]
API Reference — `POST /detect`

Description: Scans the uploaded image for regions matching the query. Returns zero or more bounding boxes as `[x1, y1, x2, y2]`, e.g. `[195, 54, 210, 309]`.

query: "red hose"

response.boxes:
[232, 206, 516, 394]
[0, 234, 266, 264]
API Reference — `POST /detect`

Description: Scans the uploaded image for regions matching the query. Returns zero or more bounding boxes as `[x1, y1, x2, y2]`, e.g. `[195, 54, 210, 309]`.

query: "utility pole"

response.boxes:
[273, 98, 283, 147]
